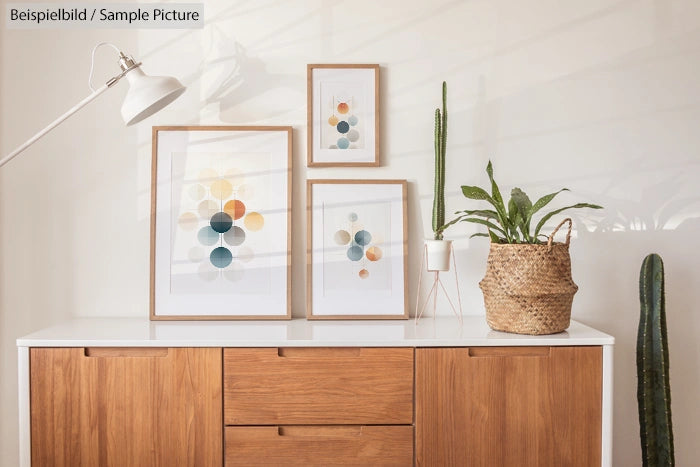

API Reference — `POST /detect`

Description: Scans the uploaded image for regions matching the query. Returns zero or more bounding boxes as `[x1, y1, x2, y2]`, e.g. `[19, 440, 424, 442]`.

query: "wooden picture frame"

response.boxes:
[307, 64, 380, 167]
[150, 126, 292, 320]
[307, 179, 408, 319]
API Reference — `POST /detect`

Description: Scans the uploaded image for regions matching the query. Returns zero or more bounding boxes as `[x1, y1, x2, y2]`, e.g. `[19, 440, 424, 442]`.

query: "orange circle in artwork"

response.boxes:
[224, 199, 246, 220]
[337, 102, 349, 114]
[366, 246, 383, 261]
[359, 269, 369, 279]
[328, 115, 339, 126]
[244, 212, 265, 231]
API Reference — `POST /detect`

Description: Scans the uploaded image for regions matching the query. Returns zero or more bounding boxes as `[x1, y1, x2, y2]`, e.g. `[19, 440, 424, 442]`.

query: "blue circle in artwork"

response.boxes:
[347, 245, 363, 261]
[197, 226, 220, 246]
[336, 121, 350, 134]
[210, 211, 233, 233]
[354, 230, 372, 246]
[348, 212, 358, 222]
[337, 137, 350, 149]
[210, 246, 233, 268]
[348, 115, 358, 126]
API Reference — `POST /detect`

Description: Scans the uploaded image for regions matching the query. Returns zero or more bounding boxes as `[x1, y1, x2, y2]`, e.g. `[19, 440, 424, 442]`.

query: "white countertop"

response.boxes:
[17, 316, 614, 347]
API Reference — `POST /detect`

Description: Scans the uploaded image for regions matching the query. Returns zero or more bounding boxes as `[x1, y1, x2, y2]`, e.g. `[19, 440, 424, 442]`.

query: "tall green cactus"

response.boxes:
[637, 253, 674, 466]
[432, 81, 447, 240]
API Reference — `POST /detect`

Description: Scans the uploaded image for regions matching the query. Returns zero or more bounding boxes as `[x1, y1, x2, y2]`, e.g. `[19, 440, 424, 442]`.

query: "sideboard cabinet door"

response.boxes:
[415, 346, 602, 467]
[30, 347, 222, 467]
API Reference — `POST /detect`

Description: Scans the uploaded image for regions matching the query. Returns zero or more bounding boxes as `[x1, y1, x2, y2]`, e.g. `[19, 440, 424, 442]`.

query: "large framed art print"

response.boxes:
[307, 64, 379, 167]
[307, 179, 408, 319]
[150, 126, 291, 320]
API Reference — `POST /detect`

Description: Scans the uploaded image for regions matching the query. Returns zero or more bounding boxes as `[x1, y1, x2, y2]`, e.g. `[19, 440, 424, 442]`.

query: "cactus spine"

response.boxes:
[432, 81, 447, 240]
[637, 253, 674, 466]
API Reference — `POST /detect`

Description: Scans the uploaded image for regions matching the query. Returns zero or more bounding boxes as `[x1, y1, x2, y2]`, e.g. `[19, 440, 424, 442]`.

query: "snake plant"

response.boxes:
[442, 160, 602, 243]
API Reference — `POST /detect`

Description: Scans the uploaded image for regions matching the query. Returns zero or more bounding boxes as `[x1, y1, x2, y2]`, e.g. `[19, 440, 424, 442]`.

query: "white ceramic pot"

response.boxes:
[425, 239, 453, 271]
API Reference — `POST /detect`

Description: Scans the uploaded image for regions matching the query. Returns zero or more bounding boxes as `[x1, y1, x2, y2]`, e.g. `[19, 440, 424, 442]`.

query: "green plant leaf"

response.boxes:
[508, 197, 518, 223]
[533, 203, 604, 238]
[454, 209, 499, 219]
[485, 161, 510, 239]
[510, 189, 535, 242]
[469, 232, 491, 239]
[488, 229, 502, 243]
[515, 212, 530, 243]
[506, 198, 522, 242]
[529, 188, 569, 221]
[511, 188, 532, 221]
[461, 185, 494, 202]
[435, 214, 467, 235]
[459, 217, 506, 235]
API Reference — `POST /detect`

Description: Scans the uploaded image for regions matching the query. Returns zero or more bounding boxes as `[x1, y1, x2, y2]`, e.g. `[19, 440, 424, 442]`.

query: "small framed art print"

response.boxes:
[307, 179, 408, 319]
[307, 64, 379, 167]
[150, 126, 292, 320]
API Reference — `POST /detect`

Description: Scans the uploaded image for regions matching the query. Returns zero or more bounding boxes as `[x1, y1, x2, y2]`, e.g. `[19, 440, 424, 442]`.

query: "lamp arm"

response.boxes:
[0, 82, 114, 169]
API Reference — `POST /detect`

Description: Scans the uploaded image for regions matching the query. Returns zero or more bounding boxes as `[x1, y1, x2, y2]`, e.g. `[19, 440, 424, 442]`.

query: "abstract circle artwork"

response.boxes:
[210, 246, 233, 268]
[366, 246, 383, 261]
[333, 212, 384, 279]
[336, 121, 350, 134]
[224, 226, 246, 246]
[244, 212, 264, 231]
[198, 226, 220, 246]
[325, 96, 362, 150]
[210, 212, 233, 233]
[347, 245, 364, 261]
[177, 167, 267, 279]
[354, 230, 372, 246]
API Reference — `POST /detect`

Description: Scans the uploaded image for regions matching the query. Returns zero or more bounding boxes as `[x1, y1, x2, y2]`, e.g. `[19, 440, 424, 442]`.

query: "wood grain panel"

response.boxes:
[30, 347, 222, 467]
[415, 346, 602, 467]
[225, 425, 413, 466]
[224, 347, 413, 425]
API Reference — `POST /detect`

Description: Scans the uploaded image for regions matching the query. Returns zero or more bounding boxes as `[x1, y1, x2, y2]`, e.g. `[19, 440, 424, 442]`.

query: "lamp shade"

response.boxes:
[120, 67, 186, 125]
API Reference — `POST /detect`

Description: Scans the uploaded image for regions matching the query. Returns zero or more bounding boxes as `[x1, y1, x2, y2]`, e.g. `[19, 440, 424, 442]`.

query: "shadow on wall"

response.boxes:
[194, 27, 304, 123]
[572, 160, 700, 465]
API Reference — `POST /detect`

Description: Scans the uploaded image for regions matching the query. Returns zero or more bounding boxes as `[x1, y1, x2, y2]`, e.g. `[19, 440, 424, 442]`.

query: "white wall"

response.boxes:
[2, 0, 699, 465]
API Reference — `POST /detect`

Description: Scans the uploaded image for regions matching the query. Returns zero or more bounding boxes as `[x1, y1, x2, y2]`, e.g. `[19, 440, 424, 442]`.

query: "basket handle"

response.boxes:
[547, 218, 573, 248]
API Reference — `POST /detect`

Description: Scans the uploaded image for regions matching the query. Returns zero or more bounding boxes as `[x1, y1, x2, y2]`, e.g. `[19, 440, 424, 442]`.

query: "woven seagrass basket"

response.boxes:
[479, 218, 578, 335]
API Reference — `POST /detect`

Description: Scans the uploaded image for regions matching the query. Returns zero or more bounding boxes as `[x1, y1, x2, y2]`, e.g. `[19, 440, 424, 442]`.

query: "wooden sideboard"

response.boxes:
[17, 318, 614, 466]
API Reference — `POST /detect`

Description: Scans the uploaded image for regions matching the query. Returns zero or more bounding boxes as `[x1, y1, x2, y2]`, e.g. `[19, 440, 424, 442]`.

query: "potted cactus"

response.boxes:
[426, 81, 452, 271]
[637, 253, 674, 466]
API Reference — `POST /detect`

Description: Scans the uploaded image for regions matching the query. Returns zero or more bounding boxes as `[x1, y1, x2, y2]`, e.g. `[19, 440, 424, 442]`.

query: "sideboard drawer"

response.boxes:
[223, 347, 414, 425]
[224, 425, 414, 466]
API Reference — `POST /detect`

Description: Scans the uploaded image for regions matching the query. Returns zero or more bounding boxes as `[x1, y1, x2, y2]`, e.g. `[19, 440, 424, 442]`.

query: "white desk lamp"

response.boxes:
[0, 42, 186, 168]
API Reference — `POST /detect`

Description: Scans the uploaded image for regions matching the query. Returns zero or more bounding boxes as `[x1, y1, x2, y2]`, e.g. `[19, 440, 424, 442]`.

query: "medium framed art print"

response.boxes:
[307, 179, 408, 319]
[307, 64, 379, 167]
[150, 126, 291, 320]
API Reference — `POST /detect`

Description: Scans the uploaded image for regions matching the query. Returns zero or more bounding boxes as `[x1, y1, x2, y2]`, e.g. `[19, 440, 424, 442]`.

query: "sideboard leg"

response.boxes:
[601, 344, 614, 467]
[18, 347, 31, 467]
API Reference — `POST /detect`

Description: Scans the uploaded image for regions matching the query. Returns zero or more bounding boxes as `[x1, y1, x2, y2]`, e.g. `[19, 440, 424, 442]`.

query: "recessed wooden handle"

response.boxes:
[277, 426, 363, 437]
[277, 347, 361, 358]
[84, 347, 169, 358]
[468, 347, 550, 358]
